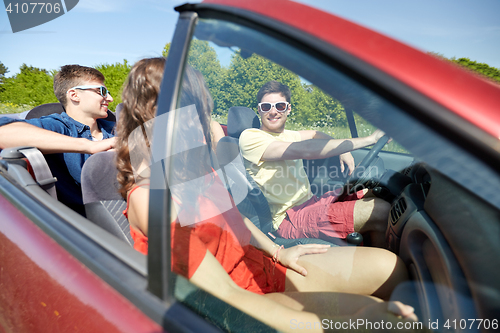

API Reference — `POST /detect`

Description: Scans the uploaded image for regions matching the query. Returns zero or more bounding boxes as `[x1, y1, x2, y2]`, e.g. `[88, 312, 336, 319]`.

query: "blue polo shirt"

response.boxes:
[0, 112, 115, 216]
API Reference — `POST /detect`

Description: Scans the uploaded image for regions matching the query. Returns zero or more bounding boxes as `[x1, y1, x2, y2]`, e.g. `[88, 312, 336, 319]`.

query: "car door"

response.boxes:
[3, 1, 500, 332]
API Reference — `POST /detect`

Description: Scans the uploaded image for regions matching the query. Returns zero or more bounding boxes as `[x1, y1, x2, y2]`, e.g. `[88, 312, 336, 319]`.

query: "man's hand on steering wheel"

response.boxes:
[339, 152, 355, 175]
[345, 130, 391, 194]
[370, 129, 388, 143]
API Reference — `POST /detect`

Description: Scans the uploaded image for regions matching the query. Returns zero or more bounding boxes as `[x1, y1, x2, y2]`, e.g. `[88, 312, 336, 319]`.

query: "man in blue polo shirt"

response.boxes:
[0, 65, 116, 215]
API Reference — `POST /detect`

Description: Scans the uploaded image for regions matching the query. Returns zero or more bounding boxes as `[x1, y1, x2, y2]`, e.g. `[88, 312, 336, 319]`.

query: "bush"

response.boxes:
[0, 64, 57, 108]
[95, 60, 132, 111]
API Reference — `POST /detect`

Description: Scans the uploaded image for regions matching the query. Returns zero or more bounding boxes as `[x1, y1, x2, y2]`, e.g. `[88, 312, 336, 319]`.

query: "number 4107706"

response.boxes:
[5, 2, 62, 14]
[444, 319, 498, 330]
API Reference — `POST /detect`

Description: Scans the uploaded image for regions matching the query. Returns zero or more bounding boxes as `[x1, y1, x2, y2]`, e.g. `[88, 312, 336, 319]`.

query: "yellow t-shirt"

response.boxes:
[239, 128, 312, 230]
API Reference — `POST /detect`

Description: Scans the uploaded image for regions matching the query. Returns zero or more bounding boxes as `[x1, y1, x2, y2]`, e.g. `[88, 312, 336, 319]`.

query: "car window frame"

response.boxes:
[150, 1, 500, 325]
[147, 10, 198, 302]
[0, 157, 170, 326]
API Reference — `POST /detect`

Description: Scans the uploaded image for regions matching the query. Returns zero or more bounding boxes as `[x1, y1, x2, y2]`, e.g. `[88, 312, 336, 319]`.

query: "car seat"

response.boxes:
[217, 106, 359, 247]
[81, 151, 133, 246]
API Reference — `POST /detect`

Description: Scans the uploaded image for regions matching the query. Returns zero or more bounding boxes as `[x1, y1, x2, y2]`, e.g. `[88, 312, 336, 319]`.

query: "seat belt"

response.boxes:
[18, 147, 58, 199]
[1, 147, 58, 199]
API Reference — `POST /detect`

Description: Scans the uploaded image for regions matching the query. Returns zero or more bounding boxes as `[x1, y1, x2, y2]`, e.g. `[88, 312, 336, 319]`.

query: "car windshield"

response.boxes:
[163, 17, 500, 210]
[152, 14, 500, 332]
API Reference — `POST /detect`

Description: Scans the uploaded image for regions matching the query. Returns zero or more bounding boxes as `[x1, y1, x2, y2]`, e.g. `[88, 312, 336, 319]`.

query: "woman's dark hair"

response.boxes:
[116, 57, 166, 198]
[116, 60, 215, 200]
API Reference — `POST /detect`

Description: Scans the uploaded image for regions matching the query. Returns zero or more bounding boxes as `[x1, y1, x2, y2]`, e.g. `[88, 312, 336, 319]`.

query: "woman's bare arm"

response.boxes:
[241, 214, 329, 276]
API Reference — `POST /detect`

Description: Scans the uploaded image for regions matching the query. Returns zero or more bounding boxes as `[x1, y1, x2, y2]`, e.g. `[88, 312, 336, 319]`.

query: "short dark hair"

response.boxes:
[54, 65, 105, 107]
[257, 80, 291, 103]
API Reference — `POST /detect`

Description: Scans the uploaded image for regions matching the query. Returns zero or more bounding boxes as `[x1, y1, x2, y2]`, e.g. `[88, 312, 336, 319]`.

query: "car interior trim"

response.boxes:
[148, 10, 199, 302]
[0, 170, 176, 325]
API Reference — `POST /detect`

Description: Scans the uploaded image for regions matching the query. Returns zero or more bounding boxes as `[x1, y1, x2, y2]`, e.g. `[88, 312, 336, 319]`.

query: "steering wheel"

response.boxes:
[345, 135, 390, 194]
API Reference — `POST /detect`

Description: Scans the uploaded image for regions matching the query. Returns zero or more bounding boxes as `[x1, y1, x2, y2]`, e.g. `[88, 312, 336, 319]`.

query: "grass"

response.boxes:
[212, 113, 227, 126]
[0, 102, 32, 115]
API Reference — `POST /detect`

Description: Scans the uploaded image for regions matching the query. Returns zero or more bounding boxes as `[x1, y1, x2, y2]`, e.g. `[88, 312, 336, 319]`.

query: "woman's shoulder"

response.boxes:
[127, 182, 150, 200]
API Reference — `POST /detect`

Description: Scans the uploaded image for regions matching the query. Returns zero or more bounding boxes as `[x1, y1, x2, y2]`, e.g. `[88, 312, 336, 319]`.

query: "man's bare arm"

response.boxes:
[298, 130, 332, 140]
[0, 122, 115, 154]
[261, 129, 385, 161]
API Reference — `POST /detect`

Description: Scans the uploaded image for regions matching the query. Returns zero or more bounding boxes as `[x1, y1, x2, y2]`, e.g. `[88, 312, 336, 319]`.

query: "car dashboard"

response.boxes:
[386, 162, 500, 330]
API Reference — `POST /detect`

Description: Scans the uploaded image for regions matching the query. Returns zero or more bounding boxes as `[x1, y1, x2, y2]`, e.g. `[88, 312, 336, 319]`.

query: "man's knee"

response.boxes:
[372, 198, 391, 220]
[353, 198, 390, 231]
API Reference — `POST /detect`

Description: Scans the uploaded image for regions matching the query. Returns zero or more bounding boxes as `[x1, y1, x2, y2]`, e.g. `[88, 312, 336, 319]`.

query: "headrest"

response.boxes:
[25, 103, 65, 119]
[26, 102, 116, 122]
[216, 136, 242, 167]
[227, 106, 260, 138]
[115, 103, 123, 121]
[81, 151, 122, 203]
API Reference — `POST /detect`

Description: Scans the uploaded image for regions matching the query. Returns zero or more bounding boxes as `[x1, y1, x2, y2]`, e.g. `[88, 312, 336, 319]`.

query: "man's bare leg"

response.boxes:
[353, 197, 390, 247]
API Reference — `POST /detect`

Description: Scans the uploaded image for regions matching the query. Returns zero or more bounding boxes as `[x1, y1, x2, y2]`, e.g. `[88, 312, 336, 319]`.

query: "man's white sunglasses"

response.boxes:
[258, 101, 289, 112]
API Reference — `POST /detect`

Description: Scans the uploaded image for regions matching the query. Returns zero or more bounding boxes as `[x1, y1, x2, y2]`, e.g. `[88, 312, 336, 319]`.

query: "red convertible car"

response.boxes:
[1, 0, 500, 332]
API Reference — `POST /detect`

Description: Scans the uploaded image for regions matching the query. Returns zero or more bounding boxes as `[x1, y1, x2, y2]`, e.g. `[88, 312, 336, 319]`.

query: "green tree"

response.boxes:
[162, 41, 347, 126]
[429, 53, 500, 83]
[0, 62, 8, 85]
[163, 40, 224, 113]
[95, 59, 132, 111]
[0, 62, 8, 94]
[0, 64, 56, 106]
[298, 85, 347, 128]
[217, 52, 304, 116]
[219, 52, 348, 128]
[162, 43, 170, 57]
[450, 57, 500, 83]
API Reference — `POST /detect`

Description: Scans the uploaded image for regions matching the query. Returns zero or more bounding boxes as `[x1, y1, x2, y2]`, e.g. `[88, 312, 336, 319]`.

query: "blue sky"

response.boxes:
[1, 0, 499, 77]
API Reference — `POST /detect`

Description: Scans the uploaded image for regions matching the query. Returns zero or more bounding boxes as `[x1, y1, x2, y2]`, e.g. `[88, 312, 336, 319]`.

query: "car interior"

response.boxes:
[1, 6, 500, 332]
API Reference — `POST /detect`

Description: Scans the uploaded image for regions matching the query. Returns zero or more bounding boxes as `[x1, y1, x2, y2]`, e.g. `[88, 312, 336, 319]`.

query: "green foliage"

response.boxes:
[164, 40, 349, 127]
[164, 40, 224, 112]
[217, 52, 303, 116]
[450, 57, 500, 83]
[0, 102, 32, 115]
[162, 43, 170, 57]
[295, 85, 347, 128]
[95, 59, 132, 111]
[0, 61, 8, 87]
[0, 60, 131, 113]
[194, 49, 348, 127]
[429, 52, 500, 83]
[0, 64, 57, 107]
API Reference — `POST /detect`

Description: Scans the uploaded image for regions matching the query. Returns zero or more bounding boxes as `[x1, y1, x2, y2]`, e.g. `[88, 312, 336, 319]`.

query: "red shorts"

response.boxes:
[276, 190, 365, 240]
[260, 255, 287, 294]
